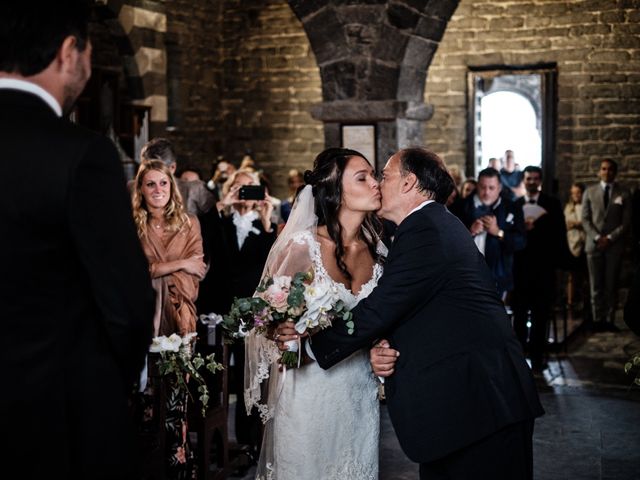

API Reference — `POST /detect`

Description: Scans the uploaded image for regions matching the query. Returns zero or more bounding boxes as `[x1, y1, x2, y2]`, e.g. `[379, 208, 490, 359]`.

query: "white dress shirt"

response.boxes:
[0, 78, 62, 117]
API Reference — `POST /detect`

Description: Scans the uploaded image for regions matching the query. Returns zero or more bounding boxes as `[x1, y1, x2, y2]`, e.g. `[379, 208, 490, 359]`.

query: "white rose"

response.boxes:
[149, 334, 182, 352]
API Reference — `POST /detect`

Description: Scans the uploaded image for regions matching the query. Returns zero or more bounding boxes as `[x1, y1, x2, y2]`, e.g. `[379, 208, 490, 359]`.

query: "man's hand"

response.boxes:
[370, 339, 400, 377]
[481, 215, 500, 236]
[596, 236, 611, 251]
[470, 219, 485, 236]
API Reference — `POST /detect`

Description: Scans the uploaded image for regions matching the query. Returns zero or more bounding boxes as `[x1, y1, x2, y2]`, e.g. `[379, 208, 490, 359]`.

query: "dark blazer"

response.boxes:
[219, 214, 277, 309]
[514, 193, 569, 289]
[456, 195, 527, 293]
[0, 89, 155, 479]
[311, 202, 543, 463]
[196, 208, 232, 316]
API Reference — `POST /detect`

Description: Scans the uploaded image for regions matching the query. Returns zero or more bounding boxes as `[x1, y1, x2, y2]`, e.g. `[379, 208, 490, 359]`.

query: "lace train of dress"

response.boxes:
[255, 231, 382, 480]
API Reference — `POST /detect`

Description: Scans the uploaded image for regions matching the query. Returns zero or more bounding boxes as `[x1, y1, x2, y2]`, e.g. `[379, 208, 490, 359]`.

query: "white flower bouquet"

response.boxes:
[222, 270, 354, 367]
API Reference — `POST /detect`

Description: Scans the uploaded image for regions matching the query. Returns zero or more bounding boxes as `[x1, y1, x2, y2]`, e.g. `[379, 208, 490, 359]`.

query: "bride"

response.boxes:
[244, 147, 386, 479]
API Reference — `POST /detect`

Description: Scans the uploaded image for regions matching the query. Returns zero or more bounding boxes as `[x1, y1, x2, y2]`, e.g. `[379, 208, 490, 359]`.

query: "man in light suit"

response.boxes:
[0, 2, 155, 478]
[279, 149, 543, 479]
[582, 159, 631, 331]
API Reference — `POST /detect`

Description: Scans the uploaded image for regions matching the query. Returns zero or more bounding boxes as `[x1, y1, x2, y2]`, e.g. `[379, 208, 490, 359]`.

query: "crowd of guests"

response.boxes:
[446, 149, 634, 373]
[129, 139, 635, 475]
[129, 138, 307, 475]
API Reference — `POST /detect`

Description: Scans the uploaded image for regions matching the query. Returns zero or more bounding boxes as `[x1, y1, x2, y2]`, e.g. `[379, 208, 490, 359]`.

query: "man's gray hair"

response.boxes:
[140, 137, 177, 166]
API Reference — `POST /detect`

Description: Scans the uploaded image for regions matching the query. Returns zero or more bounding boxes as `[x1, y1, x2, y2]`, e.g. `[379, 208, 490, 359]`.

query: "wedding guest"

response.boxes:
[259, 172, 284, 226]
[460, 178, 477, 199]
[140, 138, 216, 217]
[456, 168, 527, 301]
[179, 164, 202, 182]
[281, 168, 305, 222]
[500, 149, 525, 200]
[132, 160, 206, 477]
[512, 166, 568, 372]
[218, 168, 277, 468]
[488, 157, 502, 170]
[564, 182, 587, 311]
[0, 2, 155, 478]
[206, 156, 236, 201]
[582, 159, 631, 331]
[447, 163, 465, 192]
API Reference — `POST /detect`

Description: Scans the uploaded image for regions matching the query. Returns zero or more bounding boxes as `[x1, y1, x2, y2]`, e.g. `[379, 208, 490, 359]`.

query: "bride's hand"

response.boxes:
[274, 321, 307, 351]
[370, 339, 400, 377]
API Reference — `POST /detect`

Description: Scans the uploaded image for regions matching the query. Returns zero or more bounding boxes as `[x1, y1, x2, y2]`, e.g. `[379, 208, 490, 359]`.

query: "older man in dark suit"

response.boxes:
[0, 2, 155, 478]
[582, 159, 631, 331]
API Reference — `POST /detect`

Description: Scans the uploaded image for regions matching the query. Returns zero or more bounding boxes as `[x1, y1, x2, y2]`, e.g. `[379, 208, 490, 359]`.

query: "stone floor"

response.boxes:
[227, 313, 640, 479]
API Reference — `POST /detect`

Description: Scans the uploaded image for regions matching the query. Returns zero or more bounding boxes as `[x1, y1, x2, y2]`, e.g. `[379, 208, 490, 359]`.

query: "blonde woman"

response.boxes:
[132, 159, 205, 477]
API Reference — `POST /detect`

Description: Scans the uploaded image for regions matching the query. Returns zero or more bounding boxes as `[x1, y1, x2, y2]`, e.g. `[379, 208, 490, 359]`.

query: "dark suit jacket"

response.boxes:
[0, 89, 155, 479]
[514, 193, 569, 298]
[457, 195, 527, 293]
[311, 202, 543, 463]
[196, 208, 232, 316]
[219, 214, 276, 309]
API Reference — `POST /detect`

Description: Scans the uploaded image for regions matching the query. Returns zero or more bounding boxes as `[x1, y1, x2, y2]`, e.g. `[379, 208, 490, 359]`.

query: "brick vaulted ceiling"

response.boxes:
[287, 0, 460, 104]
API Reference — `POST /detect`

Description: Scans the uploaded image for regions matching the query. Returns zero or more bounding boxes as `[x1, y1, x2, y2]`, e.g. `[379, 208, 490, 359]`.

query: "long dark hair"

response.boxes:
[304, 148, 383, 281]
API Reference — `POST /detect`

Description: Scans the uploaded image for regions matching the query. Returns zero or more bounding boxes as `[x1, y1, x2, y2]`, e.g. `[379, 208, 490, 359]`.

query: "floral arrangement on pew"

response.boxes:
[222, 269, 353, 368]
[150, 333, 224, 417]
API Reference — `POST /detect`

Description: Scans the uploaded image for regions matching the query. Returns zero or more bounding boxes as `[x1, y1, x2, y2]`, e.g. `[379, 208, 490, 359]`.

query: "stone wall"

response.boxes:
[165, 0, 323, 196]
[424, 0, 640, 199]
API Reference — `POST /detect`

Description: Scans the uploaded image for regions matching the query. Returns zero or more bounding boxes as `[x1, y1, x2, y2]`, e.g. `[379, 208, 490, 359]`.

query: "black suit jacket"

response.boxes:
[219, 214, 276, 309]
[0, 89, 155, 479]
[456, 195, 527, 294]
[514, 193, 570, 295]
[311, 202, 543, 463]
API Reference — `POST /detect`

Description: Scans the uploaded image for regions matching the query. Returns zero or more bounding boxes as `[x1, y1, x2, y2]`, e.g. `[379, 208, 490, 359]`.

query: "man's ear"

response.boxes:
[401, 172, 418, 194]
[55, 36, 80, 74]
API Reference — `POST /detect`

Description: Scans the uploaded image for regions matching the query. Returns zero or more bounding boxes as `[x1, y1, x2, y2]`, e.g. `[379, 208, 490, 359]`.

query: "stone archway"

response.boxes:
[287, 0, 459, 167]
[95, 0, 169, 133]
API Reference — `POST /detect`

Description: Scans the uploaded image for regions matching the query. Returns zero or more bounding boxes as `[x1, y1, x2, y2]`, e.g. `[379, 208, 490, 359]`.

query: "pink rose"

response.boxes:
[264, 275, 291, 313]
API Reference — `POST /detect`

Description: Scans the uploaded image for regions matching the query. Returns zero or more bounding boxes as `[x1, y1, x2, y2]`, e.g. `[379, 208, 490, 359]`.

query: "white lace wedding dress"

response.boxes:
[254, 230, 382, 480]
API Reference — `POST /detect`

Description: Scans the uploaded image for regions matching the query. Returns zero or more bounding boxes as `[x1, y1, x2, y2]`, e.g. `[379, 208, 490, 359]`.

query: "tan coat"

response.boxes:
[141, 214, 203, 335]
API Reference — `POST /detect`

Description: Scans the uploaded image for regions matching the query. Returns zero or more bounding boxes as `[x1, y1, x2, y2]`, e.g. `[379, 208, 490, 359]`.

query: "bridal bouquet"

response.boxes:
[222, 269, 354, 367]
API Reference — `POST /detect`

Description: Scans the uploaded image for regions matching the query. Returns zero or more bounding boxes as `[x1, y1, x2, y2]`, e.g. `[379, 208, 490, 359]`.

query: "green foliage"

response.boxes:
[625, 352, 640, 389]
[157, 348, 224, 417]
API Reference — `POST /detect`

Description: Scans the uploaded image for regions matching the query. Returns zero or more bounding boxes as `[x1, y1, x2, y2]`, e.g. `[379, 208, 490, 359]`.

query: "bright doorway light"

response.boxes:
[480, 91, 541, 169]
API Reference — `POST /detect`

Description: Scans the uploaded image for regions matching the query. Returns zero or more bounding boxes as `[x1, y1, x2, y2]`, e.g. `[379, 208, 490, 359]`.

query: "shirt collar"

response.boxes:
[407, 199, 435, 217]
[600, 180, 612, 190]
[473, 194, 501, 210]
[0, 78, 62, 117]
[525, 193, 540, 203]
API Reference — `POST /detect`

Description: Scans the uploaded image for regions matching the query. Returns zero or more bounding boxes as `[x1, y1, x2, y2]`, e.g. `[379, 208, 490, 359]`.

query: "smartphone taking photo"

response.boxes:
[238, 185, 266, 200]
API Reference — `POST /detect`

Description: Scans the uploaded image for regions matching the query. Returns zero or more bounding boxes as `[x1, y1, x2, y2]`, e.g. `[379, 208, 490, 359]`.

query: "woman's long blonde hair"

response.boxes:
[132, 160, 189, 237]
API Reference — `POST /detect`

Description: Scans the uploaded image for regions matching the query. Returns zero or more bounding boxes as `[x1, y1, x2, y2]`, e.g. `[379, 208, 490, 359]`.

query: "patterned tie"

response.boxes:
[604, 185, 610, 209]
